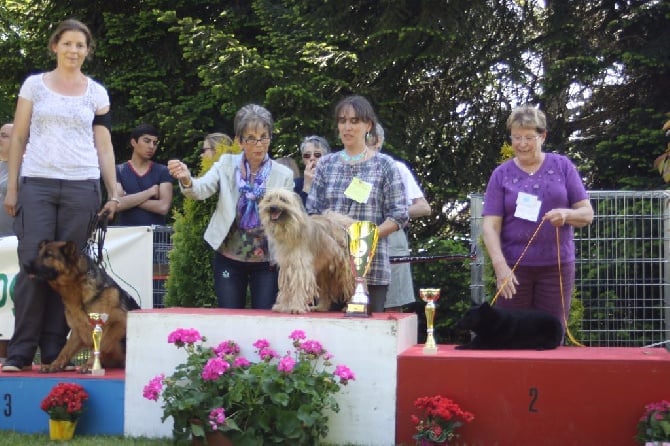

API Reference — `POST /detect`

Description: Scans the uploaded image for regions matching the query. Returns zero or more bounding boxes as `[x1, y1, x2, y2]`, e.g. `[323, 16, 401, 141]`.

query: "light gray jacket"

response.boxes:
[181, 153, 294, 251]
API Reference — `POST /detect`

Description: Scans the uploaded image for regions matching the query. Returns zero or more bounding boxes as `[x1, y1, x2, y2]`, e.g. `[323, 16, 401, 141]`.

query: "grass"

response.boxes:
[0, 432, 367, 446]
[0, 433, 173, 446]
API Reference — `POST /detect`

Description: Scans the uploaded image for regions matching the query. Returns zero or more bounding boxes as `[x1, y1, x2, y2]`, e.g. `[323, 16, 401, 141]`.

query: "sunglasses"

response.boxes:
[200, 146, 213, 153]
[302, 152, 323, 159]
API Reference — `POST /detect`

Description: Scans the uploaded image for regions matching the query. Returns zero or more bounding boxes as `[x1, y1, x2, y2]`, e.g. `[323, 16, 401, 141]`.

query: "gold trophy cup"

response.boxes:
[88, 312, 108, 376]
[419, 288, 441, 354]
[345, 221, 379, 317]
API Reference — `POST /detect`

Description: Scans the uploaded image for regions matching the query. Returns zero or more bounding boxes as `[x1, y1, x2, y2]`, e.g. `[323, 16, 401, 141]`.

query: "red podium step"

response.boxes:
[396, 345, 670, 446]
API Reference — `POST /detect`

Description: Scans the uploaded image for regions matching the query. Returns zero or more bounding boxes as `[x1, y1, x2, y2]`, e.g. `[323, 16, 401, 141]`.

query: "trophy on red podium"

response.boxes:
[419, 288, 440, 354]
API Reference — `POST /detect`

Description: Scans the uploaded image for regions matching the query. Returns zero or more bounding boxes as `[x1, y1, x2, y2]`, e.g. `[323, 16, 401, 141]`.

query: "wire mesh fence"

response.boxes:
[152, 225, 173, 308]
[470, 190, 670, 347]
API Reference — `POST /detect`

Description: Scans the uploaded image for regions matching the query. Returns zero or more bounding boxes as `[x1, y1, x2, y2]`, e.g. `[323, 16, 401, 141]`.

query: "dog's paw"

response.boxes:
[40, 362, 71, 373]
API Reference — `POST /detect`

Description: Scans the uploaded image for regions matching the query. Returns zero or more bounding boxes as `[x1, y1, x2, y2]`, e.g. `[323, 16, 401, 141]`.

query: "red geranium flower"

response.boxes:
[411, 395, 474, 443]
[41, 382, 89, 421]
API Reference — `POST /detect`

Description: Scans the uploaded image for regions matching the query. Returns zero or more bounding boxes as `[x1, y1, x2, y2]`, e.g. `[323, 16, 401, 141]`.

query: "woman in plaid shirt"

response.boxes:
[306, 95, 408, 312]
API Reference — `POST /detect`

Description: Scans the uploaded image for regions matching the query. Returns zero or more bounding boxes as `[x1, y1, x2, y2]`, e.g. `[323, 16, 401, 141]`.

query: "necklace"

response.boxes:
[340, 147, 368, 163]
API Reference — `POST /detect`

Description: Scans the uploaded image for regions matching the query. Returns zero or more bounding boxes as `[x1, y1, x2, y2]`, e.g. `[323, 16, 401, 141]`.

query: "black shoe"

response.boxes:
[1, 358, 32, 372]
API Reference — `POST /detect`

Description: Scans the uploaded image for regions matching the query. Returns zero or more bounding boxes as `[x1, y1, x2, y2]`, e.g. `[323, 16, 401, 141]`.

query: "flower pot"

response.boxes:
[49, 419, 78, 440]
[191, 431, 233, 446]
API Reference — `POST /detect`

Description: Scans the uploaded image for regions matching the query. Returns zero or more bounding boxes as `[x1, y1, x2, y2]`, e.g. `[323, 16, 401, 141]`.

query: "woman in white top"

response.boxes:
[169, 104, 294, 309]
[2, 19, 119, 373]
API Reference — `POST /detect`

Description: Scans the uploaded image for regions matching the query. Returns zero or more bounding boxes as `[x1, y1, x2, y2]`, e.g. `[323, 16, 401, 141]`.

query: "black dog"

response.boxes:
[455, 301, 563, 350]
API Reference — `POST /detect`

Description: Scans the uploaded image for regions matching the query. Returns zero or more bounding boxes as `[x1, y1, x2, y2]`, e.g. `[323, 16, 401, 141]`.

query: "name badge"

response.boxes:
[514, 191, 541, 222]
[344, 177, 372, 204]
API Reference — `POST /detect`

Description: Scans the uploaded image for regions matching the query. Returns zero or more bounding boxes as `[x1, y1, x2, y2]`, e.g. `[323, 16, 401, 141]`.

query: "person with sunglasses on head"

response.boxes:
[296, 135, 331, 204]
[114, 123, 173, 226]
[482, 105, 593, 336]
[168, 104, 294, 309]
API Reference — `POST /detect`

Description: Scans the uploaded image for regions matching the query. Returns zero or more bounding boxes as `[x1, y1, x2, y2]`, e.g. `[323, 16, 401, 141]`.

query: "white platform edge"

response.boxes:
[123, 310, 418, 446]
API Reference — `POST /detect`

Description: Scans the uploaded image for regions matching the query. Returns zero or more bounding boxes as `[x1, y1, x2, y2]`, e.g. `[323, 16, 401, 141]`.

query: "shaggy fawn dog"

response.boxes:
[259, 188, 355, 313]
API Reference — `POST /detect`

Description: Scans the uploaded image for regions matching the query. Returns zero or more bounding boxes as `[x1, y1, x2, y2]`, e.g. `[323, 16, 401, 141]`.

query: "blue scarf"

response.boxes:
[236, 155, 271, 230]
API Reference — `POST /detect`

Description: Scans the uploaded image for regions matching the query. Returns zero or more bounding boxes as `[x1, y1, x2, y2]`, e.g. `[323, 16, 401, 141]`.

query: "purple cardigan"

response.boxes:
[482, 153, 589, 267]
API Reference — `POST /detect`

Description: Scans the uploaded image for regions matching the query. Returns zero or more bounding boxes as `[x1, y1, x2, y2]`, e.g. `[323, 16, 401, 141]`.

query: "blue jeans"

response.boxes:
[213, 253, 278, 309]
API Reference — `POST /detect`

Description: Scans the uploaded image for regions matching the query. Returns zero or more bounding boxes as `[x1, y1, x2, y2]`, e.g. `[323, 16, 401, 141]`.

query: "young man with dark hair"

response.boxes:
[115, 123, 173, 226]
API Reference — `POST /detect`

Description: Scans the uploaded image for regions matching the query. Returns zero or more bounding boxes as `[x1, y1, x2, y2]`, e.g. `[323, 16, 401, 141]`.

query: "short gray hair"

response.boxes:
[299, 135, 331, 155]
[233, 104, 274, 138]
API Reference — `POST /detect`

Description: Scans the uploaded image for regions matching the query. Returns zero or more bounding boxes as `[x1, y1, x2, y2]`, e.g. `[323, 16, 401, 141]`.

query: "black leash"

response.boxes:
[84, 211, 109, 265]
[389, 253, 475, 264]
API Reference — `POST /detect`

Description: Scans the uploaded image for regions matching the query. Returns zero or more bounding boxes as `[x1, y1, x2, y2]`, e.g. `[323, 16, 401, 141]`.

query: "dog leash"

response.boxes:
[83, 211, 143, 306]
[490, 217, 584, 347]
[84, 211, 109, 265]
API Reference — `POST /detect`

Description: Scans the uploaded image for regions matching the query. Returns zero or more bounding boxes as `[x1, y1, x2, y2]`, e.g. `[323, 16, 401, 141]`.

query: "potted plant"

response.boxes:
[410, 394, 474, 445]
[635, 399, 670, 445]
[143, 327, 355, 445]
[40, 382, 89, 440]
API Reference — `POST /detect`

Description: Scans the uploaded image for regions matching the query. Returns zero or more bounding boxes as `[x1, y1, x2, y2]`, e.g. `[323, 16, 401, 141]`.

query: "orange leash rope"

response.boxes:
[490, 217, 584, 347]
[490, 218, 546, 306]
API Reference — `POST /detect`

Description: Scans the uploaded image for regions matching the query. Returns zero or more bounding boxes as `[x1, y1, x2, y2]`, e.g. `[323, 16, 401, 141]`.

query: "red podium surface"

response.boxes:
[396, 345, 670, 446]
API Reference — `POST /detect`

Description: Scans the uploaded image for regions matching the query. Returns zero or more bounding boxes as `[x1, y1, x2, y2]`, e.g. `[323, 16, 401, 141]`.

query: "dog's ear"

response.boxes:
[62, 241, 80, 262]
[38, 240, 50, 250]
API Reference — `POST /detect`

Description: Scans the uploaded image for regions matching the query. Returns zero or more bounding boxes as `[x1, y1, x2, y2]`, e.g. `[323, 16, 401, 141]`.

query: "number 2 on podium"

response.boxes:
[528, 387, 539, 413]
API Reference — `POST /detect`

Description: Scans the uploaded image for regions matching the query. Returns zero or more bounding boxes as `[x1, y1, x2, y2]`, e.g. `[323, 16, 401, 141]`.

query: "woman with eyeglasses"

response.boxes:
[296, 135, 331, 204]
[168, 104, 294, 309]
[481, 105, 594, 335]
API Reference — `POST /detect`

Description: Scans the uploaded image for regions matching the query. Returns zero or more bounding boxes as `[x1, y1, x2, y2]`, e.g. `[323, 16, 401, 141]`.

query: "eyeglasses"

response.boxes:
[200, 146, 213, 154]
[241, 136, 271, 145]
[510, 135, 540, 143]
[302, 152, 323, 159]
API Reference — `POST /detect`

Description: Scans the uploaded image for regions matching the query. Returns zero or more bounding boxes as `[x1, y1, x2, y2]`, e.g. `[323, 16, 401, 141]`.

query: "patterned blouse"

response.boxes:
[306, 150, 408, 285]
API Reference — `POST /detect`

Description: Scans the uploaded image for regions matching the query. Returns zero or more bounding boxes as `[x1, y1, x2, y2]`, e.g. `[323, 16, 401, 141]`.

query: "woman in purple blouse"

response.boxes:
[482, 105, 594, 332]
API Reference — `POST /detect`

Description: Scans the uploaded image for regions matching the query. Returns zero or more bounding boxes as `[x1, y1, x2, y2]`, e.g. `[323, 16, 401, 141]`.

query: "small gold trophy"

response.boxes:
[345, 221, 379, 317]
[88, 312, 108, 376]
[419, 288, 441, 354]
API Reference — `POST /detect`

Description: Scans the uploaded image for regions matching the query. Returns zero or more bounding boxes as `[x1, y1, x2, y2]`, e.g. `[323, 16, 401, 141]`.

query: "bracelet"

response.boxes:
[180, 179, 193, 188]
[109, 197, 121, 204]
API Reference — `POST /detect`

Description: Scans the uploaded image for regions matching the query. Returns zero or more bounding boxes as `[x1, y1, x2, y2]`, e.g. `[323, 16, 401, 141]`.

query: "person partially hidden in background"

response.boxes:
[297, 135, 331, 205]
[0, 122, 15, 237]
[481, 105, 593, 334]
[370, 123, 431, 312]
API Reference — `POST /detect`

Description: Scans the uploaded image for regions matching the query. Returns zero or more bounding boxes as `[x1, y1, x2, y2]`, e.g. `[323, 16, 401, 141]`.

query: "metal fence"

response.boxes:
[152, 226, 173, 308]
[470, 190, 670, 347]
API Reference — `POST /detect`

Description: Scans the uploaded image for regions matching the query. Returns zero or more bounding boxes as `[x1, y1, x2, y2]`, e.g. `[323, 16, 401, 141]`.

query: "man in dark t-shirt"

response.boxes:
[115, 124, 173, 226]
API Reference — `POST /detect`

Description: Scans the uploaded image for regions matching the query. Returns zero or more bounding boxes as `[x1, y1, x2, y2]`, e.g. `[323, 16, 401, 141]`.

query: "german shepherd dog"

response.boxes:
[26, 240, 141, 373]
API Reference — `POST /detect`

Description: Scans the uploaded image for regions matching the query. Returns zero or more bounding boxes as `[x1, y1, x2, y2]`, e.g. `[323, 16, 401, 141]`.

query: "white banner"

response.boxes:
[0, 226, 154, 340]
